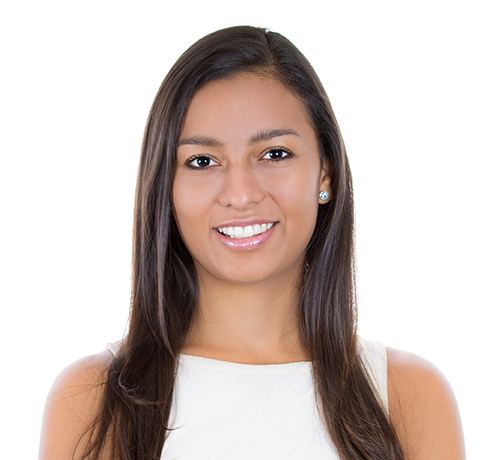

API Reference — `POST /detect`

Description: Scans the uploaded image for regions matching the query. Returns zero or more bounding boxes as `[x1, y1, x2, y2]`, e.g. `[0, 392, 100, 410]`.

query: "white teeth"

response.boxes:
[217, 222, 274, 238]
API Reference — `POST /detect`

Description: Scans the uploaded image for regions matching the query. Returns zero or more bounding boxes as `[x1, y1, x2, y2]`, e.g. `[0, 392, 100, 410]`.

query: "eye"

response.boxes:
[184, 147, 294, 170]
[185, 155, 217, 169]
[262, 147, 294, 162]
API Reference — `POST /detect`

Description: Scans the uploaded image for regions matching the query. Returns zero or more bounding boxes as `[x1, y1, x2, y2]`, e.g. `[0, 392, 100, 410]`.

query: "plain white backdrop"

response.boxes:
[1, 1, 498, 458]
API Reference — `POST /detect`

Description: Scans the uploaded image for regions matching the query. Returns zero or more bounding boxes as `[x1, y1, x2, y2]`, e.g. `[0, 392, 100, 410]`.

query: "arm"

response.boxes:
[38, 350, 114, 460]
[386, 346, 466, 459]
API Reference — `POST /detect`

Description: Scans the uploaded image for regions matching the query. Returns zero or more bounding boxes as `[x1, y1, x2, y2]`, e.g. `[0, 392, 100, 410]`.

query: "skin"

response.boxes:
[387, 347, 466, 459]
[172, 71, 332, 364]
[38, 71, 466, 459]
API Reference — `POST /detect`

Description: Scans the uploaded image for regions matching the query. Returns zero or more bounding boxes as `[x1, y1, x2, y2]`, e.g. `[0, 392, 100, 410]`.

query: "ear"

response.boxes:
[318, 159, 332, 204]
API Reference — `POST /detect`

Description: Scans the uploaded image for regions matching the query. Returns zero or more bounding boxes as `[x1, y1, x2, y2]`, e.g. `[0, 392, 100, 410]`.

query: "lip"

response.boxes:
[213, 219, 279, 229]
[214, 222, 278, 251]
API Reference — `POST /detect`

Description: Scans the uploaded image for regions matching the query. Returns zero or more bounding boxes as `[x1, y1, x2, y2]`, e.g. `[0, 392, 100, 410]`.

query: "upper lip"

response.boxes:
[213, 219, 279, 229]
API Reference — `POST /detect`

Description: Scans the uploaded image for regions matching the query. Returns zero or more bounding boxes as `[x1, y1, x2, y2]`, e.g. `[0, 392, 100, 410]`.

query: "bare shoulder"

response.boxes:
[386, 346, 466, 460]
[38, 348, 115, 460]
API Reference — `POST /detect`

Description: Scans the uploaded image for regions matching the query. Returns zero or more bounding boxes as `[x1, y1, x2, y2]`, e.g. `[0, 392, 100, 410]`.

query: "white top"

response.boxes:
[105, 336, 388, 459]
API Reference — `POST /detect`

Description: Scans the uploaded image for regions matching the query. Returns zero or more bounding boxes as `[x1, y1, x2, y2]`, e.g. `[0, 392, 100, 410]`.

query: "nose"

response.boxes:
[217, 163, 266, 209]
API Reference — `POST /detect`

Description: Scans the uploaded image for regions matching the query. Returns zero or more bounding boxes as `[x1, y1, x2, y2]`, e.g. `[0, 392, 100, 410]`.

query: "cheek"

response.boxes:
[172, 177, 212, 241]
[271, 170, 319, 246]
[272, 167, 318, 215]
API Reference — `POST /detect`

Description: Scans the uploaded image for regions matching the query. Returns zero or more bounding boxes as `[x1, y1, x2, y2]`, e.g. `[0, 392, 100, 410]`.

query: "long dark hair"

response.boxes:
[77, 25, 405, 459]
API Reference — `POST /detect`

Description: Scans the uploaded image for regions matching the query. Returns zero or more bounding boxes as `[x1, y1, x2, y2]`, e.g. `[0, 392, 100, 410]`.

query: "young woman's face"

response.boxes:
[172, 72, 331, 284]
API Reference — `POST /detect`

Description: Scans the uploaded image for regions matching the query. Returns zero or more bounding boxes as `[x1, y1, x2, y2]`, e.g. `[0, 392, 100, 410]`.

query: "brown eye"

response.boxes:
[185, 155, 216, 169]
[262, 147, 293, 161]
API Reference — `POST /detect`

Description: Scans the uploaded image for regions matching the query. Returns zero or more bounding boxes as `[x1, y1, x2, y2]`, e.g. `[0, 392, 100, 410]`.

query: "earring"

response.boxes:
[319, 190, 329, 201]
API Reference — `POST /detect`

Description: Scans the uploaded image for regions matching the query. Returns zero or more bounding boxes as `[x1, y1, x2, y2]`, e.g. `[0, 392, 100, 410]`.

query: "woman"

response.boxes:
[39, 25, 465, 459]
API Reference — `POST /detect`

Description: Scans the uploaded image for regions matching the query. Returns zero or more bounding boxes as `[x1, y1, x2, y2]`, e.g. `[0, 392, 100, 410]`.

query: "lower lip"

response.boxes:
[214, 223, 278, 251]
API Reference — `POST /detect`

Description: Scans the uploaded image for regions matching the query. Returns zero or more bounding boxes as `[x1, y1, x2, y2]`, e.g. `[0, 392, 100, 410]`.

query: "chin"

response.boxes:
[220, 271, 274, 284]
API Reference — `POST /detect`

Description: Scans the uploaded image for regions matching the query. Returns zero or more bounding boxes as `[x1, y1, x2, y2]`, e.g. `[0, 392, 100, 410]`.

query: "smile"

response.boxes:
[214, 222, 278, 251]
[216, 222, 275, 238]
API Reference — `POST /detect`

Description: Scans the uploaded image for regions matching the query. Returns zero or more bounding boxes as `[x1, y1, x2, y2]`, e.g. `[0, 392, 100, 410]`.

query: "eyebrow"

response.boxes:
[177, 128, 301, 148]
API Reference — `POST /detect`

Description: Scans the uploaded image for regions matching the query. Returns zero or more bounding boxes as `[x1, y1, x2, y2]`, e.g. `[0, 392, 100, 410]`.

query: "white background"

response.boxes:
[1, 1, 498, 458]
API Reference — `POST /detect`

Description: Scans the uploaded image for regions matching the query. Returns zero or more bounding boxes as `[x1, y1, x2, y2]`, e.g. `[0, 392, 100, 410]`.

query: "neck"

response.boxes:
[183, 261, 309, 362]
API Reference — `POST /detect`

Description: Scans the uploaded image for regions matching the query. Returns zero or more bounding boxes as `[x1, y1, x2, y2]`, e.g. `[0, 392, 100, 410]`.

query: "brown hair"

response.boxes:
[76, 25, 405, 459]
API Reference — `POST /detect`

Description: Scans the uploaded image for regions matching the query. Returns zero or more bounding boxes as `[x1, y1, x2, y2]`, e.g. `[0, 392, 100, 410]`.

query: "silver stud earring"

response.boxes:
[319, 190, 329, 201]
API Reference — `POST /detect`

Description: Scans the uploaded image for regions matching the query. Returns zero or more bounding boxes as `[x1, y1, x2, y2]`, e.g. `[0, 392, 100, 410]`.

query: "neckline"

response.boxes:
[177, 352, 313, 372]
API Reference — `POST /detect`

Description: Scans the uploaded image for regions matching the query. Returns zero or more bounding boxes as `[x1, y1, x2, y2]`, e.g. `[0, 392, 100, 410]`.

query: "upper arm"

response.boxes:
[386, 346, 466, 460]
[38, 350, 115, 460]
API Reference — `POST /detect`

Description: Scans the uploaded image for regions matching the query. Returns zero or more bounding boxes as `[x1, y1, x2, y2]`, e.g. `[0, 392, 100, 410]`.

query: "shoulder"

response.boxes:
[38, 349, 115, 459]
[385, 346, 466, 459]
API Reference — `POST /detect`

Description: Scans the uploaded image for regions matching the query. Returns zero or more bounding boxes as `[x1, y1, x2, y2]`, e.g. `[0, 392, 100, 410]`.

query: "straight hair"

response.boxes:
[76, 25, 405, 459]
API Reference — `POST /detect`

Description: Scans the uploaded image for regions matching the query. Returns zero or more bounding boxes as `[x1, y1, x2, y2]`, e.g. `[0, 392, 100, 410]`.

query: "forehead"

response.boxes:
[179, 72, 315, 144]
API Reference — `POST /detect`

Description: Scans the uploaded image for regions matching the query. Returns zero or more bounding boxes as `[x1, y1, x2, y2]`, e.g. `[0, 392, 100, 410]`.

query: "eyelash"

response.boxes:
[184, 147, 294, 169]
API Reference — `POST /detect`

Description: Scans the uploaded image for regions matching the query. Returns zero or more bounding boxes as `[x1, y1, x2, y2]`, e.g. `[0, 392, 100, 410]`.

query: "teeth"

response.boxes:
[217, 222, 274, 238]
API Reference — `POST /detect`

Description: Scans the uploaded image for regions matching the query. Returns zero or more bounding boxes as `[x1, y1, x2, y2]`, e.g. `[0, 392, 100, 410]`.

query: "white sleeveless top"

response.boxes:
[105, 336, 388, 459]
